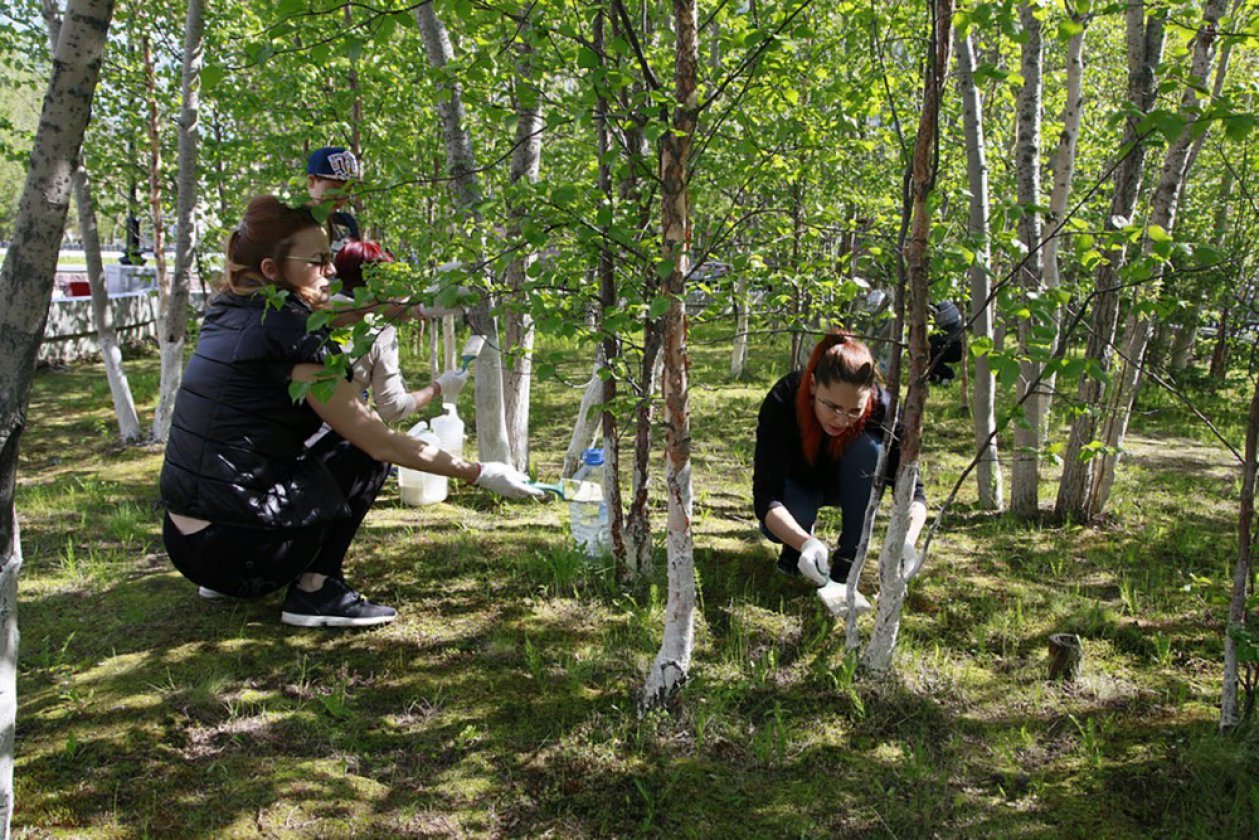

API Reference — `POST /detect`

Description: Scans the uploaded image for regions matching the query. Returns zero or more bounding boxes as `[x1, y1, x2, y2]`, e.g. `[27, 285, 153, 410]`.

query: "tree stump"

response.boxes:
[1048, 633, 1083, 682]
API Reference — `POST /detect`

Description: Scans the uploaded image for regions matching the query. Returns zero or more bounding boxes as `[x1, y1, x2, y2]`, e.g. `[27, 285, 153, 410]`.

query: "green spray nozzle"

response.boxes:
[529, 479, 602, 503]
[460, 335, 486, 372]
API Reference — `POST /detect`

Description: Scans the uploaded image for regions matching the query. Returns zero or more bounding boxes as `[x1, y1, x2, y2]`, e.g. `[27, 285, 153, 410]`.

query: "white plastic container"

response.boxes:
[431, 403, 464, 460]
[569, 447, 609, 556]
[398, 420, 447, 505]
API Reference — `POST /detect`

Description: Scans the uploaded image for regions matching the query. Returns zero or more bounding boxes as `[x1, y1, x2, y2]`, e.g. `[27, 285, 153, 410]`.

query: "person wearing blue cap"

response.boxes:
[306, 146, 362, 250]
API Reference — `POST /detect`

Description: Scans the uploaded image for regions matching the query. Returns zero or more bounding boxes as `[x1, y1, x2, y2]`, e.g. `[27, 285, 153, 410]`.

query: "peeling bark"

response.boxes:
[643, 0, 698, 710]
[861, 0, 951, 674]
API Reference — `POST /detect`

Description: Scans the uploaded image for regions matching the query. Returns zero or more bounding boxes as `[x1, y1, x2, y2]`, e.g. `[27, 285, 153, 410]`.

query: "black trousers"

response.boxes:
[163, 433, 390, 598]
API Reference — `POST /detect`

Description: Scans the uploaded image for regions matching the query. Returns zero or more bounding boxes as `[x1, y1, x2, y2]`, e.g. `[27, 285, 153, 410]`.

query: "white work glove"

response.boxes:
[436, 368, 469, 400]
[474, 462, 546, 500]
[797, 538, 831, 587]
[901, 538, 923, 579]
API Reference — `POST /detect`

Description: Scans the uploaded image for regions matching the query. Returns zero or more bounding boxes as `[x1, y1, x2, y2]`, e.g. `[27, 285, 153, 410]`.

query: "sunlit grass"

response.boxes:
[11, 325, 1259, 836]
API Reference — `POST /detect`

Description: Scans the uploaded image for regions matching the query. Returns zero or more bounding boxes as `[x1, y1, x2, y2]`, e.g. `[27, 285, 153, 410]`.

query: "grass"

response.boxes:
[11, 325, 1259, 837]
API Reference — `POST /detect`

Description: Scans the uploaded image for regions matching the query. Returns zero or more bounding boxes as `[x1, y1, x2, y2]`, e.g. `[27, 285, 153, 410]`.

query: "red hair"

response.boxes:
[333, 238, 395, 292]
[795, 331, 877, 464]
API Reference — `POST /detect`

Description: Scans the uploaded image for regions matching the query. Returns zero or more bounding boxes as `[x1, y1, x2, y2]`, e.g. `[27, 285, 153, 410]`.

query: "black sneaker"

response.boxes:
[280, 578, 397, 628]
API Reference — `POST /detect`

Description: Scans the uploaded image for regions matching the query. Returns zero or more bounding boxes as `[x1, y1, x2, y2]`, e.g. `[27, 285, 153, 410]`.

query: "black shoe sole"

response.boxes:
[280, 610, 397, 628]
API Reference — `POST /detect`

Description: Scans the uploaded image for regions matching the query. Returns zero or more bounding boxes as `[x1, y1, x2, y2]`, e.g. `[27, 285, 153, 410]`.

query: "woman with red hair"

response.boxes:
[753, 332, 927, 612]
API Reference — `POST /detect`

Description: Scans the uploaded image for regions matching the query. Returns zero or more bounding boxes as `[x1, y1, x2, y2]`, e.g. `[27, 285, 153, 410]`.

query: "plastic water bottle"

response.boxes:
[398, 420, 447, 505]
[569, 447, 609, 556]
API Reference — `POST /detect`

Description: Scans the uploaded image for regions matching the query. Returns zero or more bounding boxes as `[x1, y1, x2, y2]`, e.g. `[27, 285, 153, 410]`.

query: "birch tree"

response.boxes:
[0, 0, 116, 828]
[594, 4, 627, 564]
[954, 25, 1001, 511]
[1010, 1, 1045, 519]
[414, 2, 511, 463]
[1056, 2, 1165, 522]
[141, 23, 172, 442]
[503, 6, 541, 472]
[642, 0, 698, 708]
[1039, 6, 1088, 429]
[618, 0, 663, 576]
[41, 0, 140, 443]
[1089, 0, 1231, 518]
[862, 0, 951, 674]
[153, 0, 204, 443]
[1221, 371, 1259, 730]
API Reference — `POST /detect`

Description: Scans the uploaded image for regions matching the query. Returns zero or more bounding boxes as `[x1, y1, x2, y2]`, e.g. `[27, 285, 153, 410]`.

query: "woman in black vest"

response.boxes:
[753, 332, 927, 613]
[160, 195, 540, 628]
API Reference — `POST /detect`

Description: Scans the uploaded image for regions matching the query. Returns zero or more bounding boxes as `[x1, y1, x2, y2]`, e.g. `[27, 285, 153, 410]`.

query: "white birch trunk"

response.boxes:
[954, 28, 1001, 511]
[0, 1, 116, 829]
[415, 3, 511, 463]
[1010, 2, 1044, 519]
[1040, 15, 1086, 433]
[1088, 0, 1230, 519]
[731, 275, 749, 378]
[442, 314, 456, 372]
[1056, 4, 1164, 522]
[142, 29, 172, 442]
[77, 164, 141, 441]
[42, 0, 140, 442]
[563, 349, 606, 478]
[1169, 323, 1198, 370]
[861, 0, 951, 674]
[503, 6, 542, 472]
[862, 466, 918, 671]
[154, 0, 204, 443]
[643, 0, 698, 710]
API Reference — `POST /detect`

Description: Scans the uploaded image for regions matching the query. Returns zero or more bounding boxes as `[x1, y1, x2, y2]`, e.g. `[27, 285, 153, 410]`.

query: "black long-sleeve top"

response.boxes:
[752, 371, 926, 524]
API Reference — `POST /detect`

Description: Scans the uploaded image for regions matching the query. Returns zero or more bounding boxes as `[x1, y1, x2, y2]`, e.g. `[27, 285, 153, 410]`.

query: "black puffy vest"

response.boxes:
[160, 293, 351, 529]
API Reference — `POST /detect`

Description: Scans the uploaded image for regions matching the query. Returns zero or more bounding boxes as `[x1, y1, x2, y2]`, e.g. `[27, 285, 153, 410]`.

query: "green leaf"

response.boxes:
[1146, 224, 1172, 243]
[1058, 18, 1085, 39]
[1224, 114, 1257, 141]
[577, 47, 601, 69]
[201, 64, 226, 90]
[649, 295, 672, 318]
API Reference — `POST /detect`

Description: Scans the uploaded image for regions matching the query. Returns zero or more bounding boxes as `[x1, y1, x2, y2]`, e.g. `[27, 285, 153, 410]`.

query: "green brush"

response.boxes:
[529, 478, 602, 503]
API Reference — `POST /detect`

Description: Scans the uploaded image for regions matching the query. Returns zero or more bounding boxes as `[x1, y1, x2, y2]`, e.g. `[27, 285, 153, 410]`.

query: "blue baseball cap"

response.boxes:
[306, 146, 362, 180]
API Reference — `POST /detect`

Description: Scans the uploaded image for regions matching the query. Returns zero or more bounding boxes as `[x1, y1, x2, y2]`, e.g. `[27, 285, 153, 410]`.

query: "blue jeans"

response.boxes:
[760, 432, 881, 582]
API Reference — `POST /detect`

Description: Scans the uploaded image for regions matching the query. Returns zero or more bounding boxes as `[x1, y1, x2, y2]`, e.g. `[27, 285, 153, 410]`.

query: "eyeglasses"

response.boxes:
[284, 252, 335, 270]
[814, 395, 866, 420]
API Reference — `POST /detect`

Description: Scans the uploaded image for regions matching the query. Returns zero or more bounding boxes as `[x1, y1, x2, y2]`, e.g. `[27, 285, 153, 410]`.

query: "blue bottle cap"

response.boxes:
[582, 447, 605, 466]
